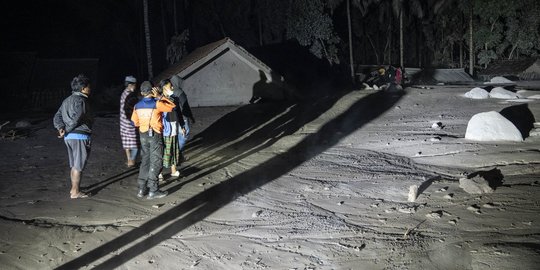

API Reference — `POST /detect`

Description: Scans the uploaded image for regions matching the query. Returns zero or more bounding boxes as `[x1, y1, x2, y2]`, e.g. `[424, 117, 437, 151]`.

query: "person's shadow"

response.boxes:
[250, 70, 271, 104]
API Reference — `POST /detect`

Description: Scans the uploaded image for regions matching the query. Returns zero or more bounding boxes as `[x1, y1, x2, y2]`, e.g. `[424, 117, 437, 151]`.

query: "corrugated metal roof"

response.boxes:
[479, 58, 538, 76]
[406, 68, 473, 83]
[153, 38, 229, 83]
[432, 68, 474, 82]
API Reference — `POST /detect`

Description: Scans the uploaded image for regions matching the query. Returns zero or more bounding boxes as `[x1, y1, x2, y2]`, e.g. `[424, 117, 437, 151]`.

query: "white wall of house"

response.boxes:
[181, 50, 261, 107]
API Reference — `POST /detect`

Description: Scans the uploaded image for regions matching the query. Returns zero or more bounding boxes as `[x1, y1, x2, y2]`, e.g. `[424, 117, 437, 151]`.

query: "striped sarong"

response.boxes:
[120, 89, 140, 149]
[163, 135, 180, 168]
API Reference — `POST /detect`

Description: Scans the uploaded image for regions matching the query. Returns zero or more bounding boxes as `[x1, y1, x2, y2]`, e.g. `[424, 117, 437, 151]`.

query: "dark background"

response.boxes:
[0, 0, 538, 112]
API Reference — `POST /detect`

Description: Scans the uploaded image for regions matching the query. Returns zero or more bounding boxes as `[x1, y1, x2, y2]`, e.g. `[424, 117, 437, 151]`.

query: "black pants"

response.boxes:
[138, 131, 163, 193]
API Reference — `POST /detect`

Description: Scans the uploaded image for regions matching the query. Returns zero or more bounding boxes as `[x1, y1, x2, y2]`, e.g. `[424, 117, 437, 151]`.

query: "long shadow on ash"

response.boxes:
[83, 167, 139, 195]
[183, 101, 290, 162]
[175, 97, 337, 192]
[56, 90, 404, 270]
[185, 70, 292, 158]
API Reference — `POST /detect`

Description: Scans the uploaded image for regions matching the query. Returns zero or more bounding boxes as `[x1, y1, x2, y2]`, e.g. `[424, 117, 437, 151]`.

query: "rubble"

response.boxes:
[459, 176, 494, 194]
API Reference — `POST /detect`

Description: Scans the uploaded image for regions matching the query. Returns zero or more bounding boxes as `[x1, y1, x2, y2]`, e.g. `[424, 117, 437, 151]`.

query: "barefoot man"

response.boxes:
[53, 74, 93, 199]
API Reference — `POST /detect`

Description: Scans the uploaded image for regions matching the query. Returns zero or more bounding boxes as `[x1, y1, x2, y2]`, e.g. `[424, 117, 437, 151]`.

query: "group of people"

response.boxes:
[53, 74, 195, 200]
[362, 65, 403, 91]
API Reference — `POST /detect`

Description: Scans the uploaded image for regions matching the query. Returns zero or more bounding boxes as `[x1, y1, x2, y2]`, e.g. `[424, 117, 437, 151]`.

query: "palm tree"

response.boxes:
[456, 0, 474, 75]
[346, 0, 354, 81]
[393, 0, 457, 68]
[143, 0, 153, 79]
[329, 0, 382, 80]
[392, 0, 424, 68]
[468, 4, 473, 75]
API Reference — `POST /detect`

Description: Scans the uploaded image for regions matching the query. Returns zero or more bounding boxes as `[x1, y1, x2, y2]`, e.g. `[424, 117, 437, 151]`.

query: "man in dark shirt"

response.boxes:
[53, 74, 93, 199]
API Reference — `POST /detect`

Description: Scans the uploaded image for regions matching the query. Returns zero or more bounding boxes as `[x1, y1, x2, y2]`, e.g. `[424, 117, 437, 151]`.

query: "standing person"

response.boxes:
[119, 76, 140, 168]
[386, 66, 403, 92]
[170, 75, 195, 156]
[131, 81, 176, 199]
[158, 79, 185, 180]
[53, 74, 93, 199]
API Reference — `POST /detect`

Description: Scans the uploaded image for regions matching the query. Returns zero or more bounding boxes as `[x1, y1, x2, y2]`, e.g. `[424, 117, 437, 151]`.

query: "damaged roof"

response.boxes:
[153, 38, 275, 83]
[406, 68, 474, 83]
[479, 58, 540, 80]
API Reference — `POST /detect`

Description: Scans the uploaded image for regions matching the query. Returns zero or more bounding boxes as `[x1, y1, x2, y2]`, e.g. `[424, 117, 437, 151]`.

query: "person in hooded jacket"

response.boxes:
[169, 75, 195, 155]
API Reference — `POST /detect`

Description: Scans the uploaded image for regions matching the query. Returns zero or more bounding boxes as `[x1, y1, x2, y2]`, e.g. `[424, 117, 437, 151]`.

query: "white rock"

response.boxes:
[252, 210, 263, 218]
[398, 206, 417, 214]
[528, 94, 540, 100]
[482, 203, 496, 209]
[426, 211, 442, 219]
[487, 76, 514, 84]
[466, 205, 482, 214]
[431, 122, 444, 129]
[459, 176, 494, 194]
[489, 87, 521, 99]
[464, 87, 489, 99]
[530, 129, 540, 137]
[465, 111, 523, 142]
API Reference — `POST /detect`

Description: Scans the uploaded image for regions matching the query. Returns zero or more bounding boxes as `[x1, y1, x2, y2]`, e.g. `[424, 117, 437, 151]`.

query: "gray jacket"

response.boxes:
[53, 92, 93, 135]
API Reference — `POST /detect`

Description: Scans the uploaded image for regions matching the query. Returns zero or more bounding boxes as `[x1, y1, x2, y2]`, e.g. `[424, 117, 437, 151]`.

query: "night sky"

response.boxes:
[1, 0, 158, 86]
[2, 0, 539, 90]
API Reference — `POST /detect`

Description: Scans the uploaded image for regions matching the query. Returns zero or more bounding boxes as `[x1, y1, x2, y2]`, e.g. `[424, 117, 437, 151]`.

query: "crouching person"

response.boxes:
[53, 74, 93, 199]
[131, 81, 176, 199]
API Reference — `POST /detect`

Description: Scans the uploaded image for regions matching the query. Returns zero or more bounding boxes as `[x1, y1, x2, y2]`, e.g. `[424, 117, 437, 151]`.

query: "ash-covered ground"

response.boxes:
[1, 85, 539, 269]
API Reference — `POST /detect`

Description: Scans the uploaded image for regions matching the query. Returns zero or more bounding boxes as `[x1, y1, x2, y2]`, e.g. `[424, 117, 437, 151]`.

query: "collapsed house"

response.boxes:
[478, 58, 540, 81]
[154, 38, 286, 107]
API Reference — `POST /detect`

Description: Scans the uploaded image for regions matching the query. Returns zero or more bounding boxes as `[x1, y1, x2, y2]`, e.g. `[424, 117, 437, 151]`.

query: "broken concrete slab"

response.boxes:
[459, 176, 494, 194]
[459, 168, 503, 194]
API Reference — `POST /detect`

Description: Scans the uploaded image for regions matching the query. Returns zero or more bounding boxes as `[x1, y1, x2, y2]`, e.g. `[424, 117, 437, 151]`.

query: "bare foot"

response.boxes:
[71, 192, 89, 199]
[127, 160, 136, 168]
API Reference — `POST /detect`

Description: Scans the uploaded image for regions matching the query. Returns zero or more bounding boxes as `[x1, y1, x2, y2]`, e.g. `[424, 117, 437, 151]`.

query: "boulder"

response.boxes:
[459, 175, 494, 194]
[465, 111, 523, 141]
[489, 87, 521, 99]
[464, 87, 489, 99]
[487, 76, 514, 84]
